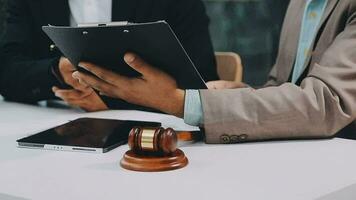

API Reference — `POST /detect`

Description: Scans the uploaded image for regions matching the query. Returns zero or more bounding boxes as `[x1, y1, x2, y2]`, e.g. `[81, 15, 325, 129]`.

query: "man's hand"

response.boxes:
[52, 86, 108, 112]
[206, 80, 247, 90]
[58, 57, 90, 92]
[72, 53, 185, 117]
[54, 57, 108, 112]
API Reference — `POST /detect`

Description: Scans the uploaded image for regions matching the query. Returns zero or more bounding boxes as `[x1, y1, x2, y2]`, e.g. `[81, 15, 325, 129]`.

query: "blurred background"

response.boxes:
[0, 0, 289, 87]
[204, 0, 289, 86]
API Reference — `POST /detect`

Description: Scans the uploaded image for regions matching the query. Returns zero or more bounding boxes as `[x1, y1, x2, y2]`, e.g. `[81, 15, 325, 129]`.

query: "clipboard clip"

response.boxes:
[78, 21, 131, 27]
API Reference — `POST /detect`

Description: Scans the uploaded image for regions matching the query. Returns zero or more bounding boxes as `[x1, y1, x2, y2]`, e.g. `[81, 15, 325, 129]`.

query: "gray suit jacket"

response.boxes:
[200, 0, 356, 144]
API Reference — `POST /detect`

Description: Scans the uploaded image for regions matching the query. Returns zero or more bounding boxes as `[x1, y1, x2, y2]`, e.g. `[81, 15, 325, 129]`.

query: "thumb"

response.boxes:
[124, 53, 159, 78]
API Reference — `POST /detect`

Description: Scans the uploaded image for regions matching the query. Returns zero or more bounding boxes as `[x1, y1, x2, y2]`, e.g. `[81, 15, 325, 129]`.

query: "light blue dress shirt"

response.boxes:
[184, 0, 328, 126]
[291, 0, 328, 83]
[184, 90, 204, 126]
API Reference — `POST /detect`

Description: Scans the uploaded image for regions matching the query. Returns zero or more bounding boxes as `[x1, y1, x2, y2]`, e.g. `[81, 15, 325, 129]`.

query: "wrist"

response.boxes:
[160, 89, 185, 118]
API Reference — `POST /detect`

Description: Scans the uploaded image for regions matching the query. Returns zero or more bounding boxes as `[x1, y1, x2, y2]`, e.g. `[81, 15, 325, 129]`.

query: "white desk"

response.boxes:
[1, 101, 356, 200]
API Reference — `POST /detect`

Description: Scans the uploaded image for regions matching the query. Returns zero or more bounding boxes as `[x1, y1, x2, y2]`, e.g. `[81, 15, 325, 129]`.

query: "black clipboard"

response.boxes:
[42, 21, 207, 89]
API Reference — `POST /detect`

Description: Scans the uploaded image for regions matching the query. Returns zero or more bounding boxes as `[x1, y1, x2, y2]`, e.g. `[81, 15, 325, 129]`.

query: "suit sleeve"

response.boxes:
[264, 63, 280, 87]
[199, 12, 356, 144]
[0, 0, 59, 103]
[167, 0, 218, 82]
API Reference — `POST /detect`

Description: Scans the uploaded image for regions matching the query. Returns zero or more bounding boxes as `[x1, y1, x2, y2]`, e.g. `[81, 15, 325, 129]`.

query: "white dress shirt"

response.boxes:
[68, 0, 112, 26]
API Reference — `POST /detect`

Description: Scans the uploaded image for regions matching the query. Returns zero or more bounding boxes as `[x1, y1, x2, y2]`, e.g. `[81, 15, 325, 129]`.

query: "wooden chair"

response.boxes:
[215, 52, 243, 82]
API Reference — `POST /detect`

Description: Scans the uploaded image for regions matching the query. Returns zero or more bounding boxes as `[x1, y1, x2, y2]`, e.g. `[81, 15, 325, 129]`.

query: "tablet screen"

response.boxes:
[17, 118, 161, 149]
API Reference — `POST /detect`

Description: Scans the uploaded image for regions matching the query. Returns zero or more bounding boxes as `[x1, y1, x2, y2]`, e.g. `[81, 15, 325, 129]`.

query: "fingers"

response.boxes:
[58, 57, 81, 89]
[73, 72, 90, 87]
[124, 53, 160, 79]
[206, 81, 219, 90]
[59, 57, 76, 71]
[72, 71, 117, 97]
[52, 86, 109, 112]
[206, 80, 247, 90]
[70, 79, 91, 91]
[52, 86, 93, 100]
[78, 62, 126, 85]
[77, 53, 159, 85]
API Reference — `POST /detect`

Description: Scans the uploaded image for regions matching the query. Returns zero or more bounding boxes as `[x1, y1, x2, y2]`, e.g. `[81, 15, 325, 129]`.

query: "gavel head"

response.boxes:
[128, 127, 177, 155]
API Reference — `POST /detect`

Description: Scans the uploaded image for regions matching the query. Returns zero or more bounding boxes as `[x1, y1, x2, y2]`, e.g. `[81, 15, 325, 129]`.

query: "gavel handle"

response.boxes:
[177, 131, 203, 142]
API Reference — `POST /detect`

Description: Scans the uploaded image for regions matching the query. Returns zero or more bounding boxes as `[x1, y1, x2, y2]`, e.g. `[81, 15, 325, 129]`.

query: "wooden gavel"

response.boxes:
[128, 127, 178, 154]
[122, 127, 194, 171]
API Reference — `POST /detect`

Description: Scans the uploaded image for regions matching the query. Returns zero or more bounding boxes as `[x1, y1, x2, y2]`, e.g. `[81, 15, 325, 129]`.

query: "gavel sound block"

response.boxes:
[120, 127, 188, 172]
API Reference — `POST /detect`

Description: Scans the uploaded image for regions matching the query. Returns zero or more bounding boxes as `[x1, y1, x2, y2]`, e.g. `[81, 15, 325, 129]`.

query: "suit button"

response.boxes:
[239, 134, 248, 141]
[50, 44, 56, 51]
[230, 135, 239, 143]
[220, 135, 231, 144]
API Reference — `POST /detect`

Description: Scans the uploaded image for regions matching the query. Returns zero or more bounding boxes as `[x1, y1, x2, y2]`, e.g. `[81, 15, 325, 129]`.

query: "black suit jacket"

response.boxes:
[0, 0, 217, 109]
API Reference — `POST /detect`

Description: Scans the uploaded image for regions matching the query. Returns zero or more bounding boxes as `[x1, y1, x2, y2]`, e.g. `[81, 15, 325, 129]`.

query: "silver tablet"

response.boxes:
[17, 118, 161, 153]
